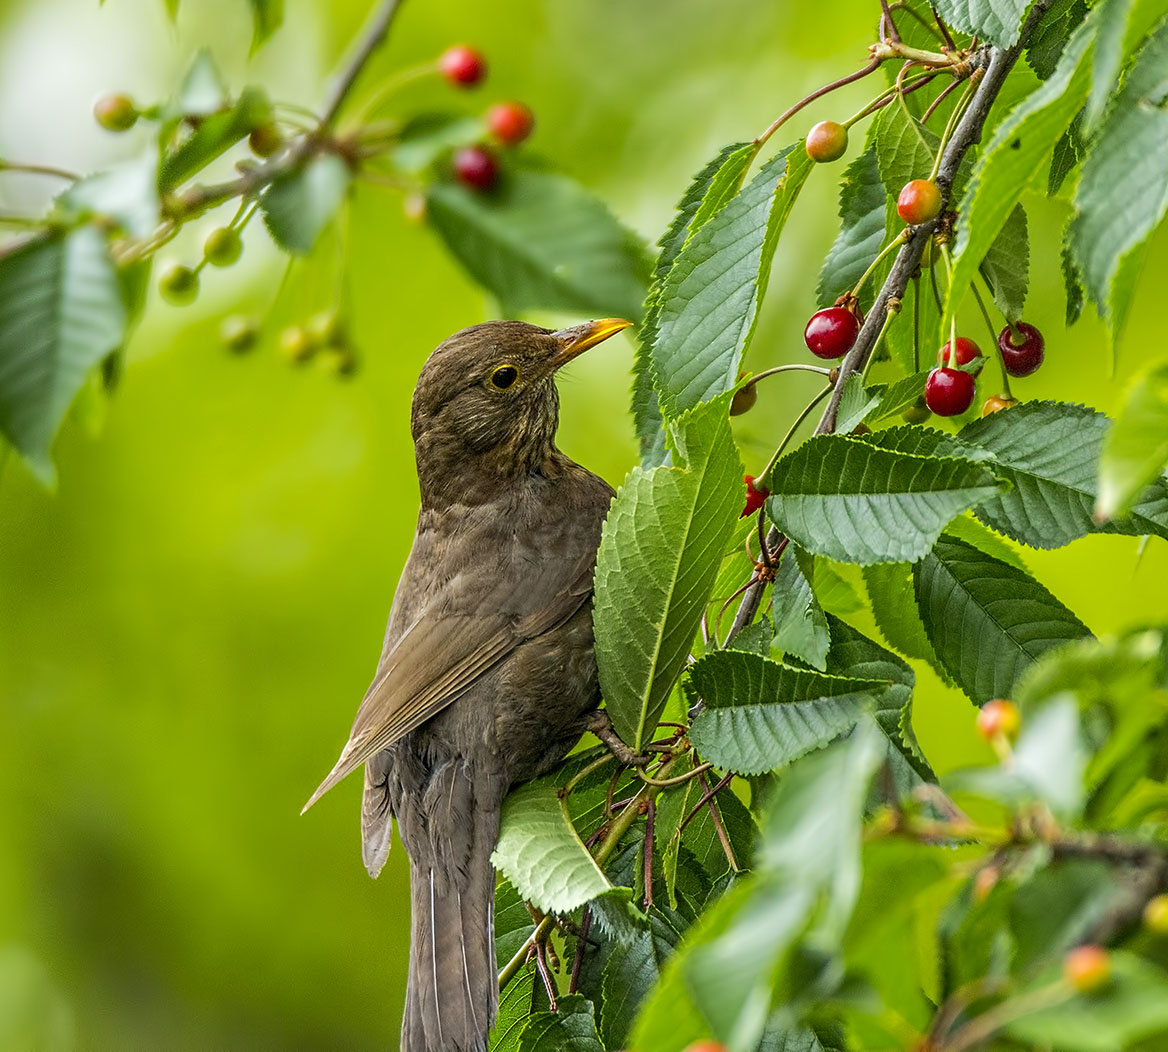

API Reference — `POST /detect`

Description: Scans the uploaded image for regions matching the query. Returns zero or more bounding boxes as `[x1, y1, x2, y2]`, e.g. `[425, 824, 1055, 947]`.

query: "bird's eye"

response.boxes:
[490, 365, 520, 390]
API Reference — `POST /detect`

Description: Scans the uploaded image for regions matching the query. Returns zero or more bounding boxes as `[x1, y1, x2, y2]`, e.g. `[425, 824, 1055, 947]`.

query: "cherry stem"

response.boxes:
[971, 281, 1013, 397]
[320, 0, 407, 127]
[932, 6, 958, 49]
[350, 62, 439, 125]
[879, 0, 902, 42]
[851, 230, 909, 300]
[742, 363, 833, 390]
[889, 1, 946, 41]
[760, 384, 834, 486]
[920, 75, 964, 124]
[912, 274, 922, 372]
[842, 70, 941, 127]
[928, 71, 980, 181]
[756, 58, 882, 145]
[939, 241, 959, 367]
[0, 160, 79, 181]
[872, 39, 963, 66]
[861, 302, 899, 385]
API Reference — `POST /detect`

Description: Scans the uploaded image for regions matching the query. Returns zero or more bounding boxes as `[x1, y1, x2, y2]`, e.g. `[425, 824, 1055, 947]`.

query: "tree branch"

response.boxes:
[321, 0, 408, 127]
[727, 1, 1052, 642]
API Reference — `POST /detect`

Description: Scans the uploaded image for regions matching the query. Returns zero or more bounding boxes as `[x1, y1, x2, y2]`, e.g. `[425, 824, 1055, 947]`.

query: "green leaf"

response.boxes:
[958, 400, 1168, 546]
[516, 994, 605, 1052]
[651, 145, 812, 417]
[1070, 17, 1168, 345]
[914, 533, 1092, 703]
[248, 0, 284, 50]
[426, 169, 648, 320]
[765, 434, 1003, 565]
[491, 966, 536, 1052]
[770, 548, 831, 670]
[491, 781, 611, 914]
[833, 373, 881, 435]
[1006, 953, 1168, 1051]
[176, 49, 228, 116]
[688, 650, 885, 775]
[943, 13, 1094, 336]
[817, 145, 887, 307]
[58, 150, 160, 237]
[862, 561, 952, 683]
[980, 205, 1029, 320]
[867, 369, 931, 423]
[932, 0, 1033, 46]
[260, 153, 350, 255]
[873, 103, 940, 198]
[634, 142, 757, 466]
[0, 228, 126, 484]
[160, 86, 272, 190]
[594, 395, 743, 751]
[1083, 0, 1138, 131]
[1048, 120, 1082, 196]
[600, 909, 686, 1048]
[1098, 359, 1168, 521]
[1027, 0, 1089, 78]
[391, 113, 486, 174]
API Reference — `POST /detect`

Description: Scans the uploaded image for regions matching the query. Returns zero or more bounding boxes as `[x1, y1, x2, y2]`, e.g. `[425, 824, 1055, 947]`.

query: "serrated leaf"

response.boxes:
[958, 400, 1168, 545]
[0, 228, 126, 484]
[688, 650, 885, 775]
[1070, 18, 1168, 345]
[867, 369, 930, 422]
[817, 145, 887, 307]
[248, 0, 284, 50]
[59, 150, 160, 237]
[863, 561, 953, 683]
[176, 49, 228, 116]
[1098, 359, 1168, 519]
[1084, 0, 1138, 131]
[260, 153, 350, 255]
[600, 909, 687, 1048]
[980, 205, 1029, 320]
[834, 372, 881, 435]
[932, 0, 1032, 46]
[491, 781, 611, 915]
[594, 395, 743, 751]
[765, 434, 1003, 565]
[874, 103, 940, 198]
[651, 145, 812, 417]
[160, 85, 272, 190]
[1027, 0, 1089, 78]
[427, 169, 648, 320]
[491, 966, 536, 1052]
[943, 14, 1093, 336]
[634, 142, 757, 466]
[914, 533, 1092, 702]
[1048, 120, 1082, 196]
[770, 547, 831, 670]
[516, 994, 604, 1052]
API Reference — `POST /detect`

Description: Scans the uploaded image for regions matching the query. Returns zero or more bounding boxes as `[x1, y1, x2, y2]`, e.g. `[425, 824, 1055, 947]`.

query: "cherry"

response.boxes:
[220, 315, 258, 353]
[902, 398, 931, 424]
[981, 394, 1017, 416]
[158, 263, 198, 305]
[998, 321, 1045, 377]
[897, 179, 941, 225]
[740, 475, 768, 518]
[279, 324, 316, 364]
[203, 227, 242, 267]
[938, 336, 983, 375]
[323, 345, 358, 377]
[308, 310, 345, 347]
[924, 367, 975, 416]
[94, 93, 137, 131]
[804, 307, 859, 359]
[453, 145, 498, 191]
[1064, 945, 1111, 993]
[730, 372, 757, 416]
[1145, 895, 1168, 935]
[805, 120, 848, 163]
[683, 1044, 729, 1052]
[487, 101, 535, 146]
[972, 866, 999, 904]
[439, 45, 487, 87]
[976, 699, 1020, 742]
[248, 122, 283, 158]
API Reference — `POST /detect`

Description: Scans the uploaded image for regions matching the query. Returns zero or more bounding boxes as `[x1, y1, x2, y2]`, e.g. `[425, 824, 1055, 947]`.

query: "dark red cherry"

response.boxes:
[998, 322, 1045, 377]
[804, 307, 859, 359]
[924, 367, 975, 416]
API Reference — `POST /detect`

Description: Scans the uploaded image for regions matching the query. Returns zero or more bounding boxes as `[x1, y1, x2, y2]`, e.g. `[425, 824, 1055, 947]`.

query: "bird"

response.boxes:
[302, 317, 631, 1052]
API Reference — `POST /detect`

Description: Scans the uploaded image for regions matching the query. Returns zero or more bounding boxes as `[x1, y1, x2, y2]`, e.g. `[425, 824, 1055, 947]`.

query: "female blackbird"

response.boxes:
[303, 318, 630, 1051]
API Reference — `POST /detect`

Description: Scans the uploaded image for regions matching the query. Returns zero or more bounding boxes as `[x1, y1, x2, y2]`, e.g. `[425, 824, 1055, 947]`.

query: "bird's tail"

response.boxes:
[400, 764, 499, 1052]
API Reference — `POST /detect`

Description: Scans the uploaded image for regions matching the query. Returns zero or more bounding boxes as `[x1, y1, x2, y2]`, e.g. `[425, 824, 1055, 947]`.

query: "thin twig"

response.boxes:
[643, 798, 655, 908]
[321, 0, 407, 127]
[698, 770, 739, 872]
[568, 908, 592, 995]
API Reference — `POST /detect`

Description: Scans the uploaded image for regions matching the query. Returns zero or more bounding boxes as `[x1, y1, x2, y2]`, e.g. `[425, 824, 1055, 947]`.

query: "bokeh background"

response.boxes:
[0, 0, 1165, 1047]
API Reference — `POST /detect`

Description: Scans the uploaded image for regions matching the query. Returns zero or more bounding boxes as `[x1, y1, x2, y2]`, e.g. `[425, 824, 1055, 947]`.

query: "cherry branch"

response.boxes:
[727, 0, 1054, 642]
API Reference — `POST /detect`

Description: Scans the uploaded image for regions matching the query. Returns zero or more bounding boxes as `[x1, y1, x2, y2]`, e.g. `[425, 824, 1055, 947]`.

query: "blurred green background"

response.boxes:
[0, 0, 1165, 1046]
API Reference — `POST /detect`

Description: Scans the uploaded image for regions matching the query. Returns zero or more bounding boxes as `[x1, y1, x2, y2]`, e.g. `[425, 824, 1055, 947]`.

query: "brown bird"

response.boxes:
[303, 317, 630, 1052]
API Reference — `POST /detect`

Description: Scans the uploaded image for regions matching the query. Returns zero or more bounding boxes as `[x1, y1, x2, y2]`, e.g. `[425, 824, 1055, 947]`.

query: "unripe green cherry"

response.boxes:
[322, 345, 358, 377]
[94, 93, 138, 132]
[1144, 894, 1168, 935]
[248, 122, 283, 158]
[805, 121, 848, 163]
[203, 227, 242, 267]
[220, 315, 259, 353]
[158, 263, 199, 305]
[279, 325, 316, 364]
[308, 309, 345, 347]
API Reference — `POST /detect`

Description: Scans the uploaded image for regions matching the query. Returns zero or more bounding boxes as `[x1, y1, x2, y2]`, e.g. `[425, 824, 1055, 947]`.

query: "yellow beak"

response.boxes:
[549, 318, 633, 367]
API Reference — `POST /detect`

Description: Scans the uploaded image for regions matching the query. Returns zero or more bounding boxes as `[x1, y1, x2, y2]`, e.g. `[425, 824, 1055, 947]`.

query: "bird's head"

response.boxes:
[410, 318, 630, 503]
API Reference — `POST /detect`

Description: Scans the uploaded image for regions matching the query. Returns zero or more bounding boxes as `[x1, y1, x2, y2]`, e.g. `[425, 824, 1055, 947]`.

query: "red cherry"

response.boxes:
[938, 336, 984, 375]
[804, 307, 859, 359]
[740, 475, 769, 518]
[998, 322, 1045, 377]
[805, 121, 848, 163]
[486, 101, 534, 146]
[453, 145, 498, 191]
[683, 1044, 729, 1052]
[976, 699, 1020, 742]
[897, 179, 942, 225]
[439, 45, 487, 87]
[924, 367, 975, 416]
[1064, 945, 1111, 993]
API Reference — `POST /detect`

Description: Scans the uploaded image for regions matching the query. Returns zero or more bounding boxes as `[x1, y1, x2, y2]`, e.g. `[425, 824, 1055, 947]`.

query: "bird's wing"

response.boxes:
[302, 546, 595, 813]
